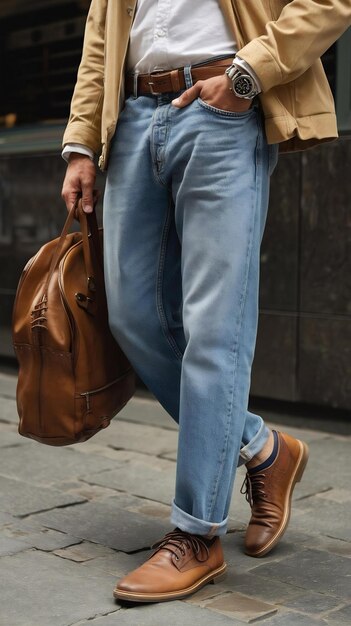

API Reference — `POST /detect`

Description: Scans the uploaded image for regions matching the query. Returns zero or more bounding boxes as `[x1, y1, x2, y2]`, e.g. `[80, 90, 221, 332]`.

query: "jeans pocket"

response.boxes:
[197, 97, 256, 119]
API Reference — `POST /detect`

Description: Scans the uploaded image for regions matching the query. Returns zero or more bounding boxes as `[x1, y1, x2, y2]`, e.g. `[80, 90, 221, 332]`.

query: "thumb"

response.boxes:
[172, 82, 203, 108]
[81, 185, 94, 214]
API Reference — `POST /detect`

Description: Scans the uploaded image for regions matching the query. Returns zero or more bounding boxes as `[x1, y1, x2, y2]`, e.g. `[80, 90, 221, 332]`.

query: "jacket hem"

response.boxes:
[265, 112, 338, 152]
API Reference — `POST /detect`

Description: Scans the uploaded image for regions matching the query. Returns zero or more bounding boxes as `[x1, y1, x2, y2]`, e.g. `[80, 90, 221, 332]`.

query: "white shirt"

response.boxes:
[63, 0, 260, 161]
[127, 0, 237, 73]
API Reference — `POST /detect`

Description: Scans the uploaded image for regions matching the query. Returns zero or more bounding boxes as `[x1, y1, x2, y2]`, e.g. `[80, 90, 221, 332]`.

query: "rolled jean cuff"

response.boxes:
[238, 419, 270, 466]
[171, 499, 228, 537]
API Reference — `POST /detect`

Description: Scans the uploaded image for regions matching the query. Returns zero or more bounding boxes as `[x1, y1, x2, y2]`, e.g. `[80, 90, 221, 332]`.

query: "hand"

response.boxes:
[61, 153, 98, 215]
[172, 74, 252, 113]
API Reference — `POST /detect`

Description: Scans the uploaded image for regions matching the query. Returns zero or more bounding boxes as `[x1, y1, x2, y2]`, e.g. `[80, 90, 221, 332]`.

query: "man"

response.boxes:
[61, 0, 350, 604]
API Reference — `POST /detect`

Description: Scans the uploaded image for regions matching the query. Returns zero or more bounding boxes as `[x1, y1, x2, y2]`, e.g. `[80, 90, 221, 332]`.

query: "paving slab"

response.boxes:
[325, 605, 351, 625]
[117, 395, 177, 430]
[200, 591, 277, 622]
[300, 437, 350, 490]
[0, 373, 17, 399]
[77, 601, 245, 626]
[3, 527, 82, 551]
[293, 496, 351, 542]
[83, 419, 179, 457]
[54, 541, 117, 562]
[316, 488, 351, 504]
[161, 450, 177, 461]
[302, 535, 351, 558]
[250, 549, 351, 601]
[0, 475, 87, 517]
[0, 432, 25, 449]
[0, 428, 28, 448]
[0, 511, 16, 527]
[31, 498, 172, 552]
[0, 550, 119, 626]
[81, 549, 148, 577]
[283, 591, 343, 616]
[219, 571, 303, 604]
[4, 515, 46, 533]
[82, 450, 176, 505]
[254, 612, 328, 626]
[0, 531, 31, 556]
[0, 444, 120, 487]
[53, 480, 122, 502]
[119, 495, 172, 520]
[0, 397, 19, 424]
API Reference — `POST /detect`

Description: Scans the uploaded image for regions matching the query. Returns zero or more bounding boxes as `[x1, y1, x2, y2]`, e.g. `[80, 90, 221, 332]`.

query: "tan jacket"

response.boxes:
[62, 0, 351, 170]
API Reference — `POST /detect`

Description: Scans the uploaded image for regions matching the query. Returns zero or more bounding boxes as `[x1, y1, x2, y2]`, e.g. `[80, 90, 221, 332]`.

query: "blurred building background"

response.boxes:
[0, 0, 350, 410]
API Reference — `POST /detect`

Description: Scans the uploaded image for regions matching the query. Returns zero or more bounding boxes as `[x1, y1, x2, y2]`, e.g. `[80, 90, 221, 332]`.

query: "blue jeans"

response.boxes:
[103, 67, 279, 537]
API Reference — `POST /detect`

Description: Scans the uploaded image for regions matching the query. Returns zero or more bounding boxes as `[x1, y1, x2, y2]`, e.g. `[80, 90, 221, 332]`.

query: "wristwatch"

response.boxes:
[225, 64, 259, 100]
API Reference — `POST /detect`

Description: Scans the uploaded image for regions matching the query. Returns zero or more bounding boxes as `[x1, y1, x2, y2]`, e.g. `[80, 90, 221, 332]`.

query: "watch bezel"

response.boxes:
[225, 65, 258, 100]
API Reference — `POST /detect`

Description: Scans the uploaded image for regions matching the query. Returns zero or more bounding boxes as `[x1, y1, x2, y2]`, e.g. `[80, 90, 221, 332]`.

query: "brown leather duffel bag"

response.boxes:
[12, 200, 135, 446]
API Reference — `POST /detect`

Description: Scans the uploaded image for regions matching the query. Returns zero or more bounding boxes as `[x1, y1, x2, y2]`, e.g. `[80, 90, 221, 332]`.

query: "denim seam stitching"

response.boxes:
[207, 119, 262, 521]
[197, 97, 256, 118]
[150, 106, 171, 188]
[156, 195, 184, 362]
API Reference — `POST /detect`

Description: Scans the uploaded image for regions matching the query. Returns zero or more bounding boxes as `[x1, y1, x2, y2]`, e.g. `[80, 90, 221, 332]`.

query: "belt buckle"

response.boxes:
[148, 69, 167, 96]
[148, 81, 162, 96]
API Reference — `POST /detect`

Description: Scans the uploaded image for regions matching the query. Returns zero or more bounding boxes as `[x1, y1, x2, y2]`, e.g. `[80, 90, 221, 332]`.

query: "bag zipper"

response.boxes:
[79, 369, 133, 412]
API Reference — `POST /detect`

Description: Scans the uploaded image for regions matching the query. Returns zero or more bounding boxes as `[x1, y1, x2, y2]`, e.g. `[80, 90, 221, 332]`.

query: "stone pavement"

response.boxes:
[0, 371, 350, 626]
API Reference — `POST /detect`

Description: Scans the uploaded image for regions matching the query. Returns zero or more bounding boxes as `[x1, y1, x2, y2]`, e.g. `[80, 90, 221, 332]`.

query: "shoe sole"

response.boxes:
[245, 439, 309, 558]
[113, 562, 227, 603]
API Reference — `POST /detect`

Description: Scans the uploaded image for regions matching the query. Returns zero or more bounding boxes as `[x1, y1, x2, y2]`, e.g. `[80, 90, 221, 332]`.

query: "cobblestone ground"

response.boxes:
[0, 372, 350, 626]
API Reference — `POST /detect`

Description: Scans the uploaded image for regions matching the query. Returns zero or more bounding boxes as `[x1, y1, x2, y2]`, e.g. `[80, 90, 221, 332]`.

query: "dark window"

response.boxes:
[0, 0, 89, 126]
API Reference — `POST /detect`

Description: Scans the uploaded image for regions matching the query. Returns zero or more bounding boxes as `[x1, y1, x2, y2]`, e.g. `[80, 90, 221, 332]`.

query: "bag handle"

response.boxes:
[43, 197, 102, 312]
[78, 199, 102, 278]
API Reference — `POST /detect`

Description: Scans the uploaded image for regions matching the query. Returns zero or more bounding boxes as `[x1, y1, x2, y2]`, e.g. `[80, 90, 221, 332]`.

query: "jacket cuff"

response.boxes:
[62, 121, 101, 155]
[236, 39, 283, 93]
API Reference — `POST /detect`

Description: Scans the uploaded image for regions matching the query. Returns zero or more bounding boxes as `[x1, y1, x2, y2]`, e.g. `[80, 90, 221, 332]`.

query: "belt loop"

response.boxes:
[183, 64, 193, 90]
[170, 69, 181, 93]
[132, 71, 139, 99]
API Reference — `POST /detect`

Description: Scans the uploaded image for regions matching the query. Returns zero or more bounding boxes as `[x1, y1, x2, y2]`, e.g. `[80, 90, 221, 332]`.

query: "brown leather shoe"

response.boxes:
[242, 431, 309, 557]
[113, 528, 227, 603]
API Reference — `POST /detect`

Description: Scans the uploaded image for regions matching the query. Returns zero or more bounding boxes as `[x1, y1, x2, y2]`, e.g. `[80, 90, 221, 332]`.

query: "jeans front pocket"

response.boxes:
[197, 97, 257, 119]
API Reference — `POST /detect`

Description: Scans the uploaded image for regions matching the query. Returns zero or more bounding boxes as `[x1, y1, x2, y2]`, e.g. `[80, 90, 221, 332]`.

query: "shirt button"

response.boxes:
[155, 30, 165, 38]
[127, 7, 133, 16]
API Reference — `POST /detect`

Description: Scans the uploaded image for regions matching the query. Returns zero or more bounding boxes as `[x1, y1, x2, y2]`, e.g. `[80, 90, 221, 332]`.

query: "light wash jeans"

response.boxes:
[103, 66, 279, 537]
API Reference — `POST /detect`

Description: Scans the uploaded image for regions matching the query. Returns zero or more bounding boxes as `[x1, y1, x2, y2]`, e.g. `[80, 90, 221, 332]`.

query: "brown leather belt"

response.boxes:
[125, 57, 233, 97]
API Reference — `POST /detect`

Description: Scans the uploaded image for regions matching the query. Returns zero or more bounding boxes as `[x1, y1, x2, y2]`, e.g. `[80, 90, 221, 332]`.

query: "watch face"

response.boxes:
[234, 75, 253, 96]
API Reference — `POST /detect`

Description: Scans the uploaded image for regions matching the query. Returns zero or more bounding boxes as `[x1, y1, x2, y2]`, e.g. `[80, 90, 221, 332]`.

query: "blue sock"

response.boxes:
[248, 430, 279, 475]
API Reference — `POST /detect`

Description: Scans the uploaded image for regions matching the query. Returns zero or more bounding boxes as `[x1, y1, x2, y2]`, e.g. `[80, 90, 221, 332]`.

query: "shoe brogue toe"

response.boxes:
[113, 529, 227, 603]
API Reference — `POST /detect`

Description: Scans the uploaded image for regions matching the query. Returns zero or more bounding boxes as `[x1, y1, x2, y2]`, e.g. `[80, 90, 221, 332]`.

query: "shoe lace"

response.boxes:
[240, 472, 266, 508]
[150, 529, 210, 563]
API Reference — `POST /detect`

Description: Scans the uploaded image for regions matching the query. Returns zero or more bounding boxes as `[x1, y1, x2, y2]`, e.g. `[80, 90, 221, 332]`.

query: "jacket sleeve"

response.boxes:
[62, 0, 107, 153]
[237, 0, 351, 93]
